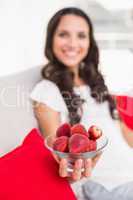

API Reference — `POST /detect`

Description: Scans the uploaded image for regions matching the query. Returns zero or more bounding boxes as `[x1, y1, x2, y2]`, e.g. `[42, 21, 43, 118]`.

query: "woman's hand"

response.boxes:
[53, 153, 101, 181]
[59, 158, 91, 181]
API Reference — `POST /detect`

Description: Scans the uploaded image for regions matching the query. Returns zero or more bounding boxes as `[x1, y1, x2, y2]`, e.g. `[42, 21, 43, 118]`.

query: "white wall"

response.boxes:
[0, 0, 76, 76]
[100, 49, 133, 95]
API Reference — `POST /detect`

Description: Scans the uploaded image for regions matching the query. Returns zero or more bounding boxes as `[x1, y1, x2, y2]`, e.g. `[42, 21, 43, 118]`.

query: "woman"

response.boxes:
[30, 7, 133, 198]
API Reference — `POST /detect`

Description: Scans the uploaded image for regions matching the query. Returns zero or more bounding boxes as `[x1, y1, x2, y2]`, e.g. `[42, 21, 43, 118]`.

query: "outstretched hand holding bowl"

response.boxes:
[45, 123, 108, 181]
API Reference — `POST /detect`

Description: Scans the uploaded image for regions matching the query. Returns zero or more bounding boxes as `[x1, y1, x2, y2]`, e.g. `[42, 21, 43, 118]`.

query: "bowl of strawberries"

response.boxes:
[45, 123, 108, 172]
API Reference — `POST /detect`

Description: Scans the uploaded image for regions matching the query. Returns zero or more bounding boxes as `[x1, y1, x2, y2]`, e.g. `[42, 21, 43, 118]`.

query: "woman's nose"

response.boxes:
[68, 37, 78, 48]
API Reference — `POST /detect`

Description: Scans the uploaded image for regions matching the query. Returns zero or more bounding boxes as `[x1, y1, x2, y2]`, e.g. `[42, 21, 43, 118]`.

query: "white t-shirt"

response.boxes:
[30, 79, 133, 191]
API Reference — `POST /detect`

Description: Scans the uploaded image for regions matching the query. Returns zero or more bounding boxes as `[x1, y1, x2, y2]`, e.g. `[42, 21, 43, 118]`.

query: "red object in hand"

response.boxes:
[53, 136, 69, 152]
[89, 140, 97, 151]
[88, 125, 102, 140]
[56, 123, 71, 137]
[71, 124, 88, 137]
[53, 123, 102, 153]
[69, 134, 91, 153]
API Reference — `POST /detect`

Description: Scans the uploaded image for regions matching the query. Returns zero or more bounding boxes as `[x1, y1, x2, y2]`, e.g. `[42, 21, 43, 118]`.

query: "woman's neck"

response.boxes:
[69, 67, 85, 87]
[74, 77, 85, 87]
[73, 72, 85, 87]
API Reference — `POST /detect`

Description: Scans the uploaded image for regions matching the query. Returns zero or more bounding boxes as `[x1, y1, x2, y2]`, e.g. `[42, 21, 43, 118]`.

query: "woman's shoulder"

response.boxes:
[30, 79, 63, 101]
[36, 79, 59, 90]
[30, 79, 68, 113]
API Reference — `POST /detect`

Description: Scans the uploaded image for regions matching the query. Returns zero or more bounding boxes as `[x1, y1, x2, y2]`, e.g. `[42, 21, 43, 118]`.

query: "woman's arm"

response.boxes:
[33, 101, 61, 137]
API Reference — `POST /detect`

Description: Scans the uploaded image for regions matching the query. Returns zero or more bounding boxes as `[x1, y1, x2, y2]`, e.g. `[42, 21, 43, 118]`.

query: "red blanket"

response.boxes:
[0, 129, 77, 200]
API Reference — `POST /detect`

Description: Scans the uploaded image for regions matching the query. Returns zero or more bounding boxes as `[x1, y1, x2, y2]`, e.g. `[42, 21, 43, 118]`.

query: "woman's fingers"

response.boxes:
[57, 154, 101, 180]
[92, 153, 101, 168]
[59, 158, 68, 177]
[83, 158, 92, 177]
[52, 153, 60, 163]
[72, 159, 83, 181]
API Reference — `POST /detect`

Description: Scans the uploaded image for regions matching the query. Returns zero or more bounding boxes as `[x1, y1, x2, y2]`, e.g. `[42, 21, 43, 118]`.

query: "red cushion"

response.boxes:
[0, 128, 76, 200]
[116, 96, 133, 130]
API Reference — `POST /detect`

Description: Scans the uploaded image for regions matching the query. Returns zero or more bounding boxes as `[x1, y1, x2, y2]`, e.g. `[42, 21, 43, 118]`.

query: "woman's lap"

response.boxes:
[72, 180, 133, 200]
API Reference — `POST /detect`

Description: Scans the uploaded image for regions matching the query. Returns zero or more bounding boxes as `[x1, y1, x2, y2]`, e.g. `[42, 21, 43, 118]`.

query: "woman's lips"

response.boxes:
[62, 50, 80, 58]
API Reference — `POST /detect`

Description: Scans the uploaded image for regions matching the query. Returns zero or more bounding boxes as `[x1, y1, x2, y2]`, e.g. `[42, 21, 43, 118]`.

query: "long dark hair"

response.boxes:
[42, 7, 117, 125]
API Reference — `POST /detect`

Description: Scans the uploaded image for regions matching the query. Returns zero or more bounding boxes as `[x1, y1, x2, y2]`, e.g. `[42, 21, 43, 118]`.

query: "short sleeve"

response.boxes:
[30, 79, 68, 113]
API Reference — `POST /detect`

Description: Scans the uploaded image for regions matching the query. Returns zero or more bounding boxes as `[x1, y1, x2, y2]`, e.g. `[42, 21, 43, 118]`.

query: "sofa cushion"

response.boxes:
[0, 128, 76, 200]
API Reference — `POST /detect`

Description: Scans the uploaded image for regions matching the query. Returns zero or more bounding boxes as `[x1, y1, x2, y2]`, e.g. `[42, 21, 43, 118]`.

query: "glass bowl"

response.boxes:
[45, 134, 108, 172]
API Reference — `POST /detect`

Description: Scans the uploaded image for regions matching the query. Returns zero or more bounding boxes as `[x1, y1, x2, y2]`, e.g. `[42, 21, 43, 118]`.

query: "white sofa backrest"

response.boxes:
[0, 66, 42, 156]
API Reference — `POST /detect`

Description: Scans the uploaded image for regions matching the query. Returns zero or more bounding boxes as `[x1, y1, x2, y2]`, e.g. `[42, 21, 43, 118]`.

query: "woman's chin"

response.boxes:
[62, 62, 79, 69]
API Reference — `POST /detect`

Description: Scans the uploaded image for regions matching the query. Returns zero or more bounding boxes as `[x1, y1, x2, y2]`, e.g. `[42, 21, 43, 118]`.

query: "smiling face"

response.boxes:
[52, 14, 90, 70]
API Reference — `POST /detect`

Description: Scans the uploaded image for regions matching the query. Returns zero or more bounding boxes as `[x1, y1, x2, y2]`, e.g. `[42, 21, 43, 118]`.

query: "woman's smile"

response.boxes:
[62, 49, 80, 59]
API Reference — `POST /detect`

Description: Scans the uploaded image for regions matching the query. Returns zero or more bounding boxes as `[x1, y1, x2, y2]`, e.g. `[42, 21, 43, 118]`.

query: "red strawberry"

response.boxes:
[88, 125, 102, 140]
[71, 124, 88, 137]
[56, 123, 71, 137]
[69, 134, 90, 153]
[89, 140, 97, 151]
[53, 136, 69, 152]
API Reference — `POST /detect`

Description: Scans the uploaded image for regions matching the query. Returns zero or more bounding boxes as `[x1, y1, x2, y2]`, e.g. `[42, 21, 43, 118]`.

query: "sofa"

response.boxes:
[0, 66, 43, 156]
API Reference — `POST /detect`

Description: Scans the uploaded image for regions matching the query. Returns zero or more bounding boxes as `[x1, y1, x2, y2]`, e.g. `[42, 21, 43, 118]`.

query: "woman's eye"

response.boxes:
[58, 32, 68, 37]
[78, 33, 87, 39]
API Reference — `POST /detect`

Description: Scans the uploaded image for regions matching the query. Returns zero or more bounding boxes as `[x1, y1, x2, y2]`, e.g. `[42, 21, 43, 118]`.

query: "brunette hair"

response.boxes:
[42, 7, 117, 125]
